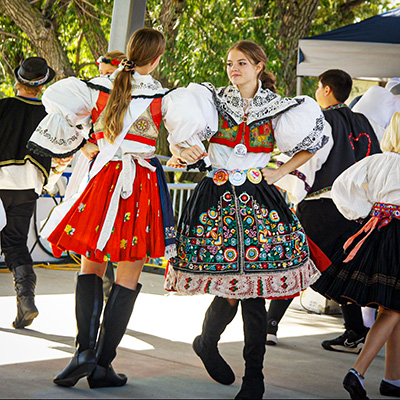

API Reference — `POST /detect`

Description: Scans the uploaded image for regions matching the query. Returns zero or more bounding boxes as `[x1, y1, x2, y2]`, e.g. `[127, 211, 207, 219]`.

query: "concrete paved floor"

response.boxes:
[0, 265, 386, 399]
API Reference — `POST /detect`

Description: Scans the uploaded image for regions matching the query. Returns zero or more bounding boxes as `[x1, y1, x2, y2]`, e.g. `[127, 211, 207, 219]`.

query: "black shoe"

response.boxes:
[343, 371, 369, 400]
[322, 330, 366, 354]
[380, 380, 400, 397]
[192, 335, 235, 385]
[87, 364, 127, 388]
[53, 349, 96, 387]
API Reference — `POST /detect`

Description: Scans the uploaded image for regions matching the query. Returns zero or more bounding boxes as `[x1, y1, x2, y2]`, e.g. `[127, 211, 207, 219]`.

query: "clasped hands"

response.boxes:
[167, 145, 208, 169]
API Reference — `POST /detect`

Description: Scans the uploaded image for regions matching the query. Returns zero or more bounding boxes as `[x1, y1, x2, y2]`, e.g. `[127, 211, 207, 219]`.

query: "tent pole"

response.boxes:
[108, 0, 148, 52]
[296, 76, 303, 96]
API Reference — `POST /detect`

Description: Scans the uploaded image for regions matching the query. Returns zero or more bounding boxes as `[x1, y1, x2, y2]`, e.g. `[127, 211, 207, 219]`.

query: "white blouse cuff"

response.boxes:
[28, 113, 86, 158]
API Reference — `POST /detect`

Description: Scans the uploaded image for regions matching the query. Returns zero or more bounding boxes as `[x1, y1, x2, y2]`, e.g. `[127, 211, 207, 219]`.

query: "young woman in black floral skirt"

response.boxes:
[165, 40, 328, 399]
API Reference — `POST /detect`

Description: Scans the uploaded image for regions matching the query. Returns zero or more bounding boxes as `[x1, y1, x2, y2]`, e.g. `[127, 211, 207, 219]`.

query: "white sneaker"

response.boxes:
[266, 334, 278, 346]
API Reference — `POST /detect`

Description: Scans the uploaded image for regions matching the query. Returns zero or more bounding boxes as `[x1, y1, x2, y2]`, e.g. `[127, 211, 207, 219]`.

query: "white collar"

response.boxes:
[201, 81, 301, 127]
[93, 70, 168, 97]
[131, 71, 167, 96]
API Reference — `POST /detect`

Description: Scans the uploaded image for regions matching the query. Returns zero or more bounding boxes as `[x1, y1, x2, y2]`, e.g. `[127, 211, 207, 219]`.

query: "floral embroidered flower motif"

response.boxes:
[132, 236, 138, 245]
[65, 225, 75, 235]
[124, 212, 131, 222]
[134, 117, 150, 133]
[78, 203, 86, 212]
[120, 239, 127, 249]
[95, 225, 99, 232]
[103, 253, 110, 262]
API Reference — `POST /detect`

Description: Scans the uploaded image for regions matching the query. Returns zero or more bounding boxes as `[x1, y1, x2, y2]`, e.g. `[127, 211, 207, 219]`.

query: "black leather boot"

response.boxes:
[192, 296, 238, 385]
[11, 264, 38, 329]
[102, 262, 115, 302]
[53, 274, 103, 387]
[235, 298, 267, 400]
[87, 283, 141, 389]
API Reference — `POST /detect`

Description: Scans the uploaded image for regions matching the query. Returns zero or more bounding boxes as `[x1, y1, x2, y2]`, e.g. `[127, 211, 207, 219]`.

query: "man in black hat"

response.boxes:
[0, 56, 66, 329]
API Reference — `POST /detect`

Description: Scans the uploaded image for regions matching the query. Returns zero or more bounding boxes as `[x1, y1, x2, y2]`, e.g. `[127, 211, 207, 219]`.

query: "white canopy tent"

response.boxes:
[297, 7, 400, 81]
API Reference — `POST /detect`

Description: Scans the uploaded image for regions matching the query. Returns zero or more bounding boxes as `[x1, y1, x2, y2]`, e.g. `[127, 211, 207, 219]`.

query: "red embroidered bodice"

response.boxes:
[210, 115, 275, 153]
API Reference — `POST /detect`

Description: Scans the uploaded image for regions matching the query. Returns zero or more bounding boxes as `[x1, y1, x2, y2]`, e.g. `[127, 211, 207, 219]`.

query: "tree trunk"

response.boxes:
[1, 0, 74, 78]
[74, 0, 108, 62]
[276, 0, 321, 95]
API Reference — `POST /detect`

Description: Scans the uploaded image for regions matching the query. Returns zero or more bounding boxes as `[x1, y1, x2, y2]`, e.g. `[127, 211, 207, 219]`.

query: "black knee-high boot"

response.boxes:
[11, 264, 39, 329]
[235, 298, 267, 400]
[266, 298, 293, 345]
[102, 262, 115, 302]
[53, 274, 103, 387]
[87, 282, 141, 389]
[192, 296, 238, 385]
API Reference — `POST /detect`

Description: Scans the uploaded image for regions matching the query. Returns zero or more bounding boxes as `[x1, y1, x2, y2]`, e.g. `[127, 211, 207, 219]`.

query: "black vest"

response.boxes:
[307, 105, 381, 196]
[0, 96, 51, 184]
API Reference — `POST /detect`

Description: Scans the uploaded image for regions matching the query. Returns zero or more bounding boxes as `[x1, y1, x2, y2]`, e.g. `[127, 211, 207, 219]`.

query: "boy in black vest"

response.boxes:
[266, 69, 381, 353]
[0, 57, 68, 329]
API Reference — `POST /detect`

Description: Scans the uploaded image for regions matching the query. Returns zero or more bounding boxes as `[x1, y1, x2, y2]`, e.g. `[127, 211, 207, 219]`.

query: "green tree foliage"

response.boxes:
[147, 0, 397, 96]
[0, 0, 112, 97]
[0, 0, 398, 100]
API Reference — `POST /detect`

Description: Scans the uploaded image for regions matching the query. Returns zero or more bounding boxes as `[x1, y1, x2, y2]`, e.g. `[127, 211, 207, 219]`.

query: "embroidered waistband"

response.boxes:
[342, 202, 400, 263]
[370, 202, 400, 223]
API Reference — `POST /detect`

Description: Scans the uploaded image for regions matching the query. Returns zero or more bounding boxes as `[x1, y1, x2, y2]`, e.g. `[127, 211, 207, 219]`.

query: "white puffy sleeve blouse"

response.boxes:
[28, 74, 208, 158]
[331, 152, 400, 220]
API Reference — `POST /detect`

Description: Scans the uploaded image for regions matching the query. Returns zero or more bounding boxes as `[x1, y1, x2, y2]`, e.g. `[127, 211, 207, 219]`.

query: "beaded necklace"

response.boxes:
[324, 103, 347, 111]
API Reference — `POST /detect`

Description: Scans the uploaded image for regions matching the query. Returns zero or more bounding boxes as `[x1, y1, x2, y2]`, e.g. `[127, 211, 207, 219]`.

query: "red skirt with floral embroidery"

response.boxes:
[48, 160, 165, 263]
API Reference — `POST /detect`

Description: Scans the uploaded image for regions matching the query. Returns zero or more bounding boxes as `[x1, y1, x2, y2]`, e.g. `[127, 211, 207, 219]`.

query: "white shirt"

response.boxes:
[332, 152, 400, 220]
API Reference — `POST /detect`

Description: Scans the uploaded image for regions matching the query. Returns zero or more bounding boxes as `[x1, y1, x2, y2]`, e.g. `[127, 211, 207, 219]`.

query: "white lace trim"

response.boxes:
[165, 244, 177, 260]
[164, 259, 321, 299]
[201, 82, 300, 127]
[285, 115, 327, 156]
[107, 70, 167, 96]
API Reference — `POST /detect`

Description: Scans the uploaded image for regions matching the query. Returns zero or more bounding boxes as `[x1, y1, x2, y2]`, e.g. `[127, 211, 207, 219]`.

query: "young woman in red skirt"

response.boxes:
[28, 28, 206, 389]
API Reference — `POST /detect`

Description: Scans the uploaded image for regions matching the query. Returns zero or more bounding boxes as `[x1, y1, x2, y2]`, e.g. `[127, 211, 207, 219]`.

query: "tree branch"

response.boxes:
[339, 0, 368, 16]
[74, 31, 84, 76]
[76, 0, 112, 18]
[0, 30, 24, 40]
[1, 0, 75, 78]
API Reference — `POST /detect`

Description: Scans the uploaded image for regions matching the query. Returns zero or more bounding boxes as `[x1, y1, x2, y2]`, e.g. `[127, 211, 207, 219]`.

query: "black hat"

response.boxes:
[14, 57, 55, 86]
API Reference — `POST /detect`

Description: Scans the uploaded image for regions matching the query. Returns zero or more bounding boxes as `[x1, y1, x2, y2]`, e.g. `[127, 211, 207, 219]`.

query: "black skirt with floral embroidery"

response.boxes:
[165, 176, 320, 299]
